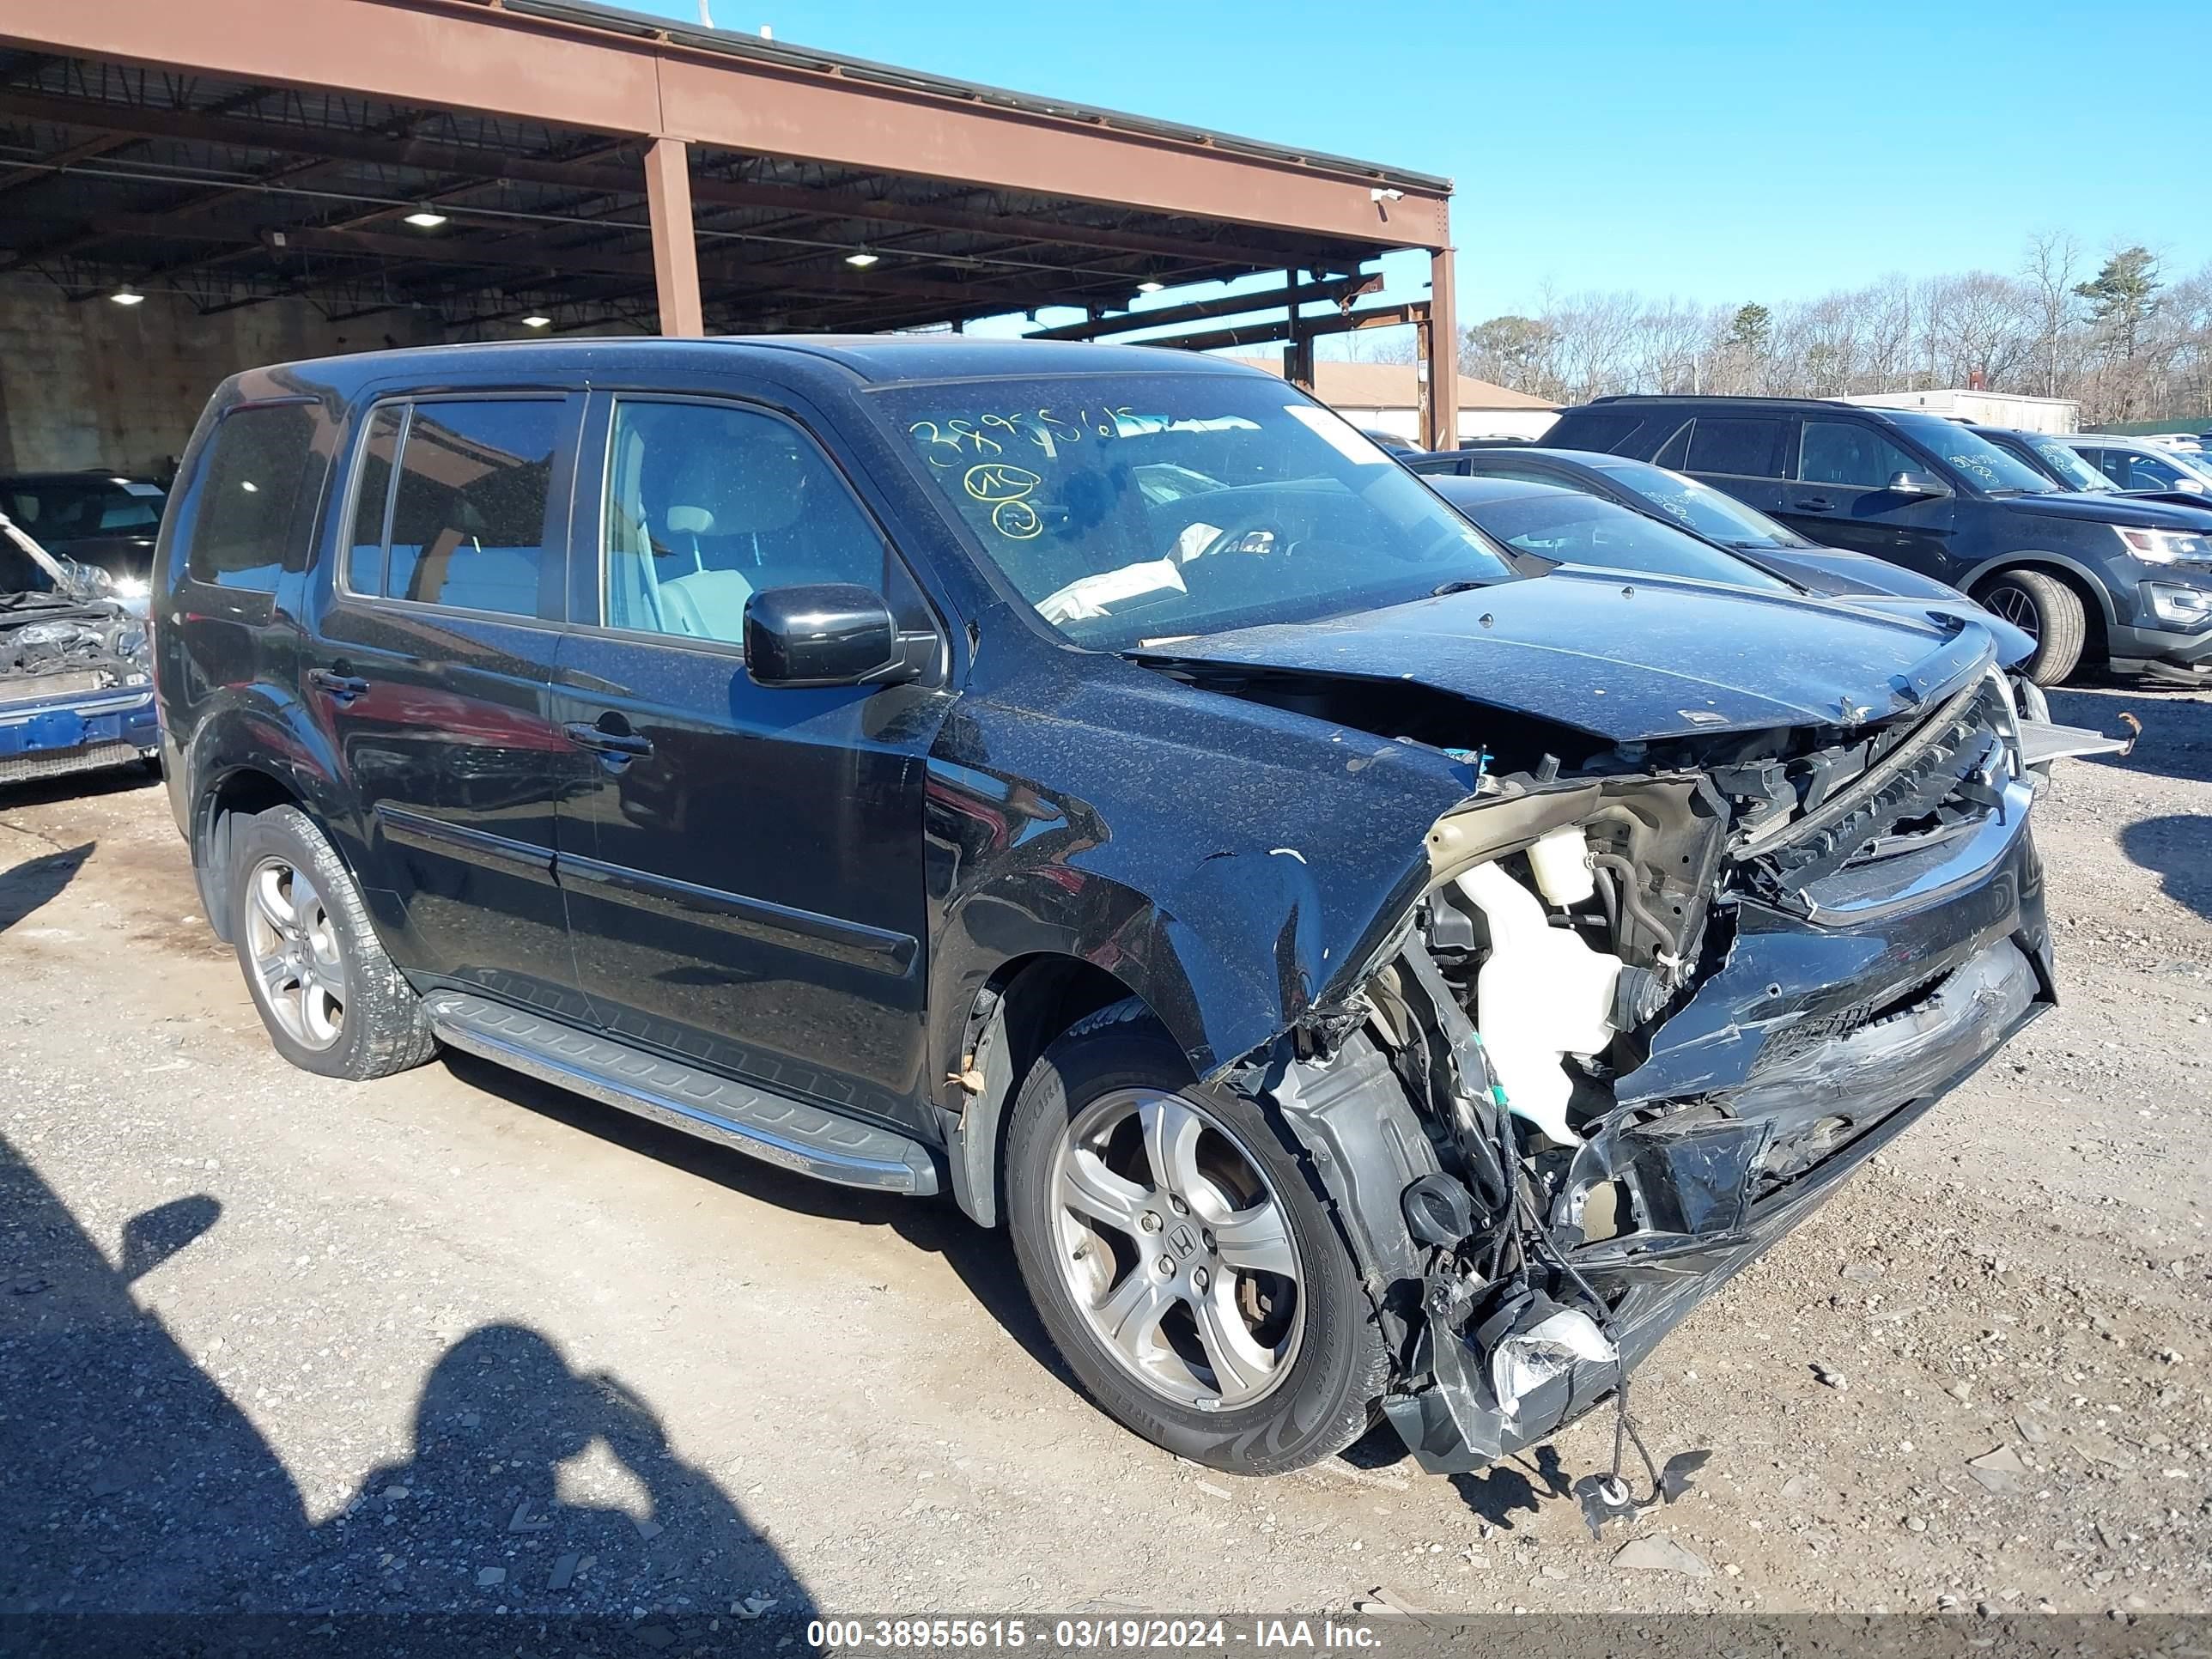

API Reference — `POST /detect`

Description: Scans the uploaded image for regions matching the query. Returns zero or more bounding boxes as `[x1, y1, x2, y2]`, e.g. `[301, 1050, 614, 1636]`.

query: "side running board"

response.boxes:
[425, 991, 939, 1195]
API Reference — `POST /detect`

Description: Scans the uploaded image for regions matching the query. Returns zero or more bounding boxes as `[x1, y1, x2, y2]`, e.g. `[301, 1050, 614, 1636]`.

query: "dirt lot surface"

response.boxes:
[2, 681, 2208, 1621]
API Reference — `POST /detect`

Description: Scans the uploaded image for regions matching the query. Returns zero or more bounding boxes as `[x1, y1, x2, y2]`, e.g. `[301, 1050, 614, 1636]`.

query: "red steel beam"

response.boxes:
[0, 0, 1449, 248]
[643, 136, 702, 337]
[1425, 246, 1459, 451]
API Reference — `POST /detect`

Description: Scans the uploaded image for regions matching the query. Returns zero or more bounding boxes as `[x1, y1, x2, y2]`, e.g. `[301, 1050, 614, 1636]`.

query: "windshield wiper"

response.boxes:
[1431, 578, 1490, 597]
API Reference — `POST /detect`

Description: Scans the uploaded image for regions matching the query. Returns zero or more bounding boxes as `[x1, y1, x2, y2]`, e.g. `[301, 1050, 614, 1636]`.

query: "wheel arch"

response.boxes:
[182, 690, 364, 942]
[943, 951, 1178, 1229]
[193, 765, 307, 943]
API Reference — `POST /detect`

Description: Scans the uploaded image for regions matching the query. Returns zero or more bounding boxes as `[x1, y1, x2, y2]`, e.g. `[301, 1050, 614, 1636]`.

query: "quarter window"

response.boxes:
[1797, 421, 1922, 489]
[187, 402, 330, 592]
[1684, 416, 1786, 477]
[345, 398, 563, 618]
[600, 399, 895, 647]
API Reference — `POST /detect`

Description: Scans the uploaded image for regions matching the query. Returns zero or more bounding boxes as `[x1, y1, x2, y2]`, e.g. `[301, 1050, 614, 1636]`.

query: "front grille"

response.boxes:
[0, 671, 108, 706]
[1753, 678, 2008, 890]
[1748, 967, 1949, 1077]
[0, 740, 143, 787]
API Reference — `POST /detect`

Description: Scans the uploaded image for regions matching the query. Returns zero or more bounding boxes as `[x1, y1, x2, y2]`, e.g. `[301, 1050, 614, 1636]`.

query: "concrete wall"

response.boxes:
[0, 288, 445, 480]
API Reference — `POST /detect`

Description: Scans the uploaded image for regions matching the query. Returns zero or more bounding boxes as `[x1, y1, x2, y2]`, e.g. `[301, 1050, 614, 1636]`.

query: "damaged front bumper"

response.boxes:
[1371, 779, 2053, 1475]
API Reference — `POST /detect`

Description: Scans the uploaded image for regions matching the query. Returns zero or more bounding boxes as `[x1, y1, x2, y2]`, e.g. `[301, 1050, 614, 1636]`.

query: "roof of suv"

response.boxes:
[1580, 395, 1917, 419]
[240, 335, 1282, 395]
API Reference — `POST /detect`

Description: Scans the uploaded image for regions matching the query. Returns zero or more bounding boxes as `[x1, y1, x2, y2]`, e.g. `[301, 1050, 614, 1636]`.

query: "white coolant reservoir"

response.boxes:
[1455, 859, 1622, 1146]
[1525, 826, 1596, 908]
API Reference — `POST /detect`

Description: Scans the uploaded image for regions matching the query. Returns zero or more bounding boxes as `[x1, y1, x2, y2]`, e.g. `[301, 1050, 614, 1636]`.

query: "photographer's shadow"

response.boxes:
[309, 1323, 796, 1614]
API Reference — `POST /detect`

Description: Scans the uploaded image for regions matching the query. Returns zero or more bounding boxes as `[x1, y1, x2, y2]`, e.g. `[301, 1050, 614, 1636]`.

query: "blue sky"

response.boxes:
[629, 0, 2210, 324]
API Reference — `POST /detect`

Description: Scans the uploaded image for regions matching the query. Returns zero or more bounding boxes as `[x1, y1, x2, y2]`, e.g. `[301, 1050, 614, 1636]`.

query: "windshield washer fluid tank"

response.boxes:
[1455, 859, 1622, 1146]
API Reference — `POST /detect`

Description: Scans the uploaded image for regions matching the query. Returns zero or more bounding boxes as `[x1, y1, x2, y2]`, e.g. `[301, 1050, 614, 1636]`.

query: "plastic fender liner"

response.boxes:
[1240, 1030, 1438, 1339]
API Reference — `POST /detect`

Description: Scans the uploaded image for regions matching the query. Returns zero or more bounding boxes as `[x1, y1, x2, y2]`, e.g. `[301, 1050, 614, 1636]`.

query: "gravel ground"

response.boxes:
[1, 680, 2208, 1620]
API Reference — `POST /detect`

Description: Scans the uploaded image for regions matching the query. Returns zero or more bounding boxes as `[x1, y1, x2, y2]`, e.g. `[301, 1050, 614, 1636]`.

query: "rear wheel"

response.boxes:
[1004, 1001, 1389, 1474]
[1978, 569, 2087, 685]
[229, 805, 436, 1080]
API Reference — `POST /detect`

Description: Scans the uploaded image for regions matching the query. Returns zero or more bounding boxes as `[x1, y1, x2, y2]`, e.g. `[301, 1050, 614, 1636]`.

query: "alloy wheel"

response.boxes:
[1984, 584, 2041, 639]
[1050, 1088, 1304, 1409]
[243, 856, 347, 1050]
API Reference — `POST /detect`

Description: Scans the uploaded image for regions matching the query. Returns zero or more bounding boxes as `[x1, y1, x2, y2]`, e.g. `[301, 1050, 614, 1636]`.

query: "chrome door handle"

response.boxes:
[307, 668, 369, 702]
[563, 721, 653, 758]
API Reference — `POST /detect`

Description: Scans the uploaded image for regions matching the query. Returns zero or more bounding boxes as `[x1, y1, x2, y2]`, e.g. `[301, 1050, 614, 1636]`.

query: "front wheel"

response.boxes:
[1978, 569, 2087, 685]
[1003, 1001, 1389, 1474]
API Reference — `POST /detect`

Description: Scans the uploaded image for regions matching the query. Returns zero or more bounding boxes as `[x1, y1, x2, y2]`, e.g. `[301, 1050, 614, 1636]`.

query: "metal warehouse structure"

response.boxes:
[0, 0, 1462, 463]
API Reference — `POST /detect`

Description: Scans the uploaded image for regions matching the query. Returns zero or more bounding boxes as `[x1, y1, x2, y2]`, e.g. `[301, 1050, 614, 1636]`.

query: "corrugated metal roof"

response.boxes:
[507, 0, 1454, 195]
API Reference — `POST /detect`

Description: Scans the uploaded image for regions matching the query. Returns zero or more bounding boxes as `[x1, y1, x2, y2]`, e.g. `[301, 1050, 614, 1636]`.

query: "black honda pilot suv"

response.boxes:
[1544, 394, 2212, 686]
[155, 340, 2083, 1480]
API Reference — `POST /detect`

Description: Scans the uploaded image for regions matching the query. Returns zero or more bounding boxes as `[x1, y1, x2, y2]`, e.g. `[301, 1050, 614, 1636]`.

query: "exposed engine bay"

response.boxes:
[0, 591, 150, 698]
[1209, 647, 2106, 1494]
[1, 508, 150, 702]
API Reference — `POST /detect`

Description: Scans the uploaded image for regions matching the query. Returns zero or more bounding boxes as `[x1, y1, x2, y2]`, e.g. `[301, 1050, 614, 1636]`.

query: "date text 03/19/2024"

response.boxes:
[806, 1619, 1382, 1650]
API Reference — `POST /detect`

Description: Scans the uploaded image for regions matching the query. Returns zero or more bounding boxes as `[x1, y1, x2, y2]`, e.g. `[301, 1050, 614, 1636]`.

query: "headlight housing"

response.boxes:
[2115, 525, 2212, 564]
[2142, 580, 2212, 629]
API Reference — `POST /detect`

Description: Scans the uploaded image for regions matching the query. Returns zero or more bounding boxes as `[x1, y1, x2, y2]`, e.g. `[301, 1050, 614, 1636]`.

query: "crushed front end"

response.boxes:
[0, 588, 157, 788]
[1235, 647, 2054, 1475]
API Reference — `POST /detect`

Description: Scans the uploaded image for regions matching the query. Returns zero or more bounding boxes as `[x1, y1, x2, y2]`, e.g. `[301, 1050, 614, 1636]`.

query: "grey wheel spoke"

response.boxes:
[1137, 1095, 1208, 1200]
[1208, 1198, 1297, 1279]
[1059, 1147, 1150, 1234]
[243, 856, 345, 1053]
[1189, 1277, 1276, 1404]
[1049, 1085, 1304, 1411]
[1095, 1268, 1175, 1360]
[250, 865, 295, 934]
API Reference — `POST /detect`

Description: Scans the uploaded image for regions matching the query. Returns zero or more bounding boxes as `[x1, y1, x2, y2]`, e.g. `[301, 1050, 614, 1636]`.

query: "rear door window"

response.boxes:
[1684, 417, 1788, 477]
[2117, 449, 2184, 489]
[1797, 421, 1923, 489]
[343, 397, 571, 620]
[186, 402, 332, 592]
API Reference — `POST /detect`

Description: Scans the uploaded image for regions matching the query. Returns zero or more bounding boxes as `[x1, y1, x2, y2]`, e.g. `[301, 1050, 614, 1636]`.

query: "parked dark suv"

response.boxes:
[1543, 395, 2212, 685]
[155, 341, 2070, 1481]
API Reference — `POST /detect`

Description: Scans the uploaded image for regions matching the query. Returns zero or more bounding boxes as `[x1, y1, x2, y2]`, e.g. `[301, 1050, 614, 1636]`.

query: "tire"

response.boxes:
[1004, 1000, 1390, 1475]
[1977, 569, 2086, 685]
[228, 804, 437, 1080]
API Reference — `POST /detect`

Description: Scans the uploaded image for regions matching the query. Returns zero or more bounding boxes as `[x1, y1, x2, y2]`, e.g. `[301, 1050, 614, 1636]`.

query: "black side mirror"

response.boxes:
[744, 583, 923, 689]
[1886, 470, 1948, 498]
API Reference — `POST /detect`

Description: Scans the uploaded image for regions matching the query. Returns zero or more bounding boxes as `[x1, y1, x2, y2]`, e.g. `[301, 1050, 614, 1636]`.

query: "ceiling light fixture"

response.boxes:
[1136, 280, 1165, 295]
[844, 251, 880, 268]
[521, 314, 553, 329]
[110, 287, 145, 306]
[404, 209, 449, 228]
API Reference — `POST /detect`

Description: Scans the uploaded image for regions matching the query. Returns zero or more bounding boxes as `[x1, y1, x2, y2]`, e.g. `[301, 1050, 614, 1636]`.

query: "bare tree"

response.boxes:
[2021, 231, 2082, 398]
[1456, 243, 2212, 422]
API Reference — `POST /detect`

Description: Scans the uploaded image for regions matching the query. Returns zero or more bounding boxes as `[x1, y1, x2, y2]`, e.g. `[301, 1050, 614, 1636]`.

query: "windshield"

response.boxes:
[0, 477, 165, 544]
[2025, 436, 2115, 491]
[874, 373, 1519, 649]
[2169, 447, 2212, 485]
[1442, 486, 1791, 592]
[1583, 455, 1814, 549]
[1893, 416, 2060, 494]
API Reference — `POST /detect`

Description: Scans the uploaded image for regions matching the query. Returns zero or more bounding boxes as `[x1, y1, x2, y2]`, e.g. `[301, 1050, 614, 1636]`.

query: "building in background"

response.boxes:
[1231, 358, 1558, 446]
[1838, 389, 2079, 434]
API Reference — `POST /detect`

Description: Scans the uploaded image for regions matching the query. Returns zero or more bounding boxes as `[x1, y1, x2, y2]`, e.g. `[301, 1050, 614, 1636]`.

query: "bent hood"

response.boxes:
[1133, 570, 1994, 744]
